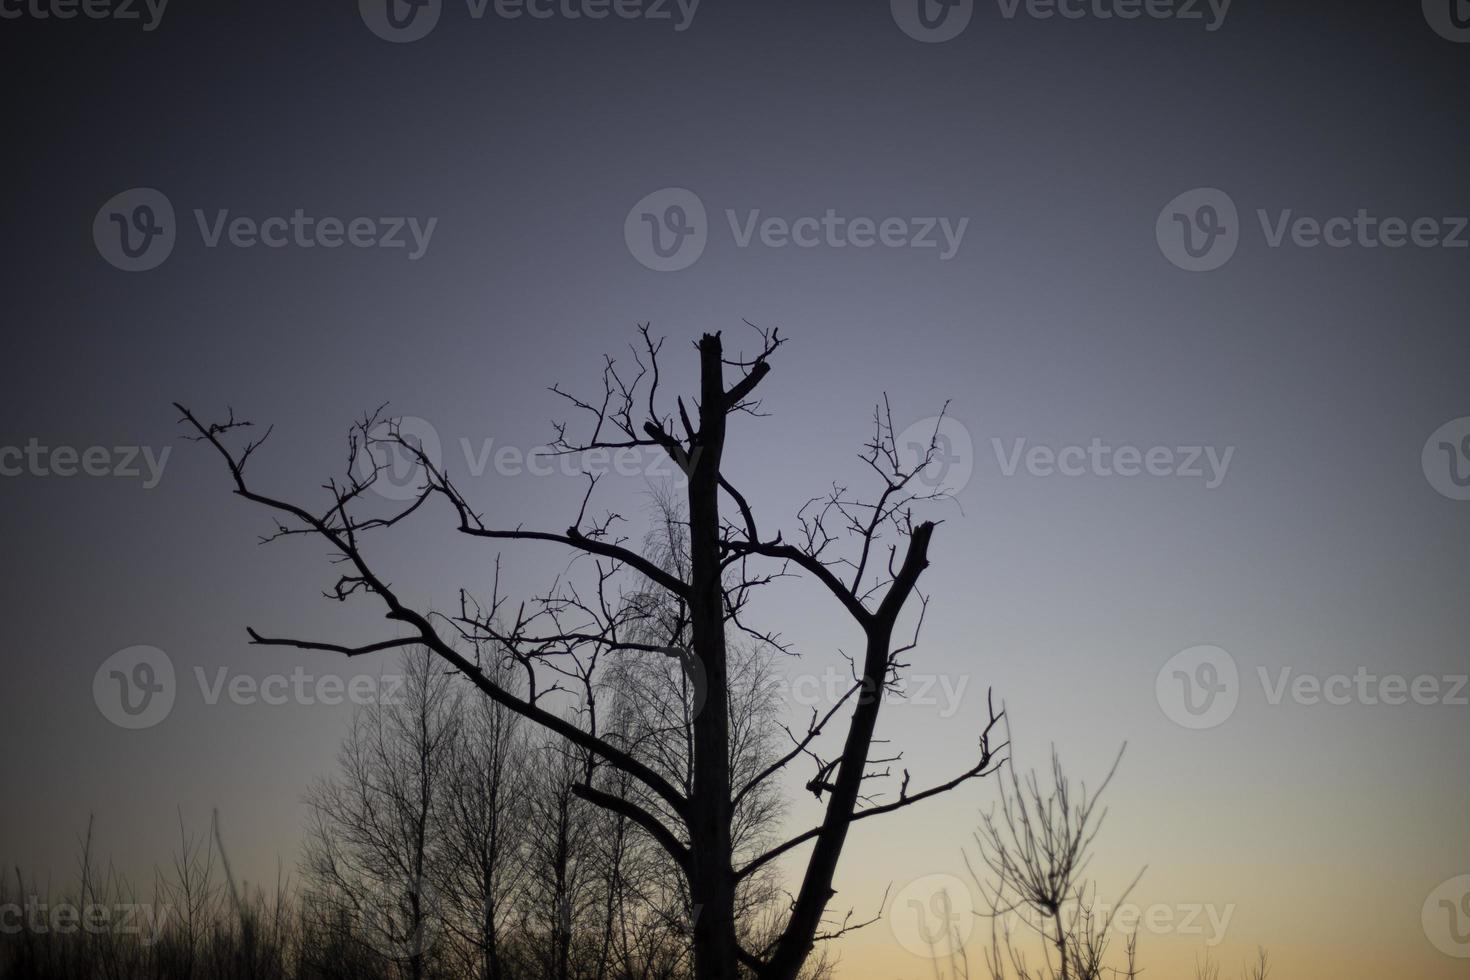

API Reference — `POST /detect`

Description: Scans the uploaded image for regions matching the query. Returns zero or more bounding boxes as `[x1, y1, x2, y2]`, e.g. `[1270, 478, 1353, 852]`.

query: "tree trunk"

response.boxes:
[758, 628, 892, 980]
[687, 334, 740, 980]
[761, 524, 934, 980]
[1053, 908, 1070, 980]
[555, 800, 571, 980]
[482, 886, 501, 980]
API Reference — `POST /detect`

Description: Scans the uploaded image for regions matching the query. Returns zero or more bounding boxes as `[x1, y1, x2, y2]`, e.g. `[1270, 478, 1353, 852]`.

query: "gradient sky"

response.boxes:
[1, 1, 1468, 977]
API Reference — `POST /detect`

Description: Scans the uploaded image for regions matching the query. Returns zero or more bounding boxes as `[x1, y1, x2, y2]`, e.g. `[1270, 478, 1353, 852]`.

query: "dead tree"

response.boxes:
[966, 747, 1139, 980]
[177, 327, 1005, 980]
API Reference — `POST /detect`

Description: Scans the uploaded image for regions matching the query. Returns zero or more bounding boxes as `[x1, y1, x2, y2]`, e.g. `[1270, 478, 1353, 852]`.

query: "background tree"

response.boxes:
[517, 732, 601, 980]
[965, 747, 1140, 980]
[301, 649, 457, 980]
[431, 664, 528, 980]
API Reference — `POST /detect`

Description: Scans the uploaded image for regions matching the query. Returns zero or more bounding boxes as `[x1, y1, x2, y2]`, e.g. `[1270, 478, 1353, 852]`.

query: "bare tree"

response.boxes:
[588, 653, 699, 979]
[518, 732, 603, 980]
[1195, 948, 1273, 980]
[154, 811, 220, 980]
[301, 649, 457, 980]
[596, 488, 796, 965]
[966, 747, 1140, 980]
[178, 326, 1006, 979]
[1194, 953, 1221, 980]
[432, 667, 528, 980]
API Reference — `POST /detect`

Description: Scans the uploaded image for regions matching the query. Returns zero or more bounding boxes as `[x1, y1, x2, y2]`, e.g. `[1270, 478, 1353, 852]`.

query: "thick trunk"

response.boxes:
[688, 334, 740, 980]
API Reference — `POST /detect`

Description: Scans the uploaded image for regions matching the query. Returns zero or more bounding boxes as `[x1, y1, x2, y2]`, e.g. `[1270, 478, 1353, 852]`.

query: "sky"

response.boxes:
[1, 1, 1468, 977]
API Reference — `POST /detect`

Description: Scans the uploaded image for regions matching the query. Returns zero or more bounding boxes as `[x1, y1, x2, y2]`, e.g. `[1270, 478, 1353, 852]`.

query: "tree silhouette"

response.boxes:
[177, 326, 1006, 980]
